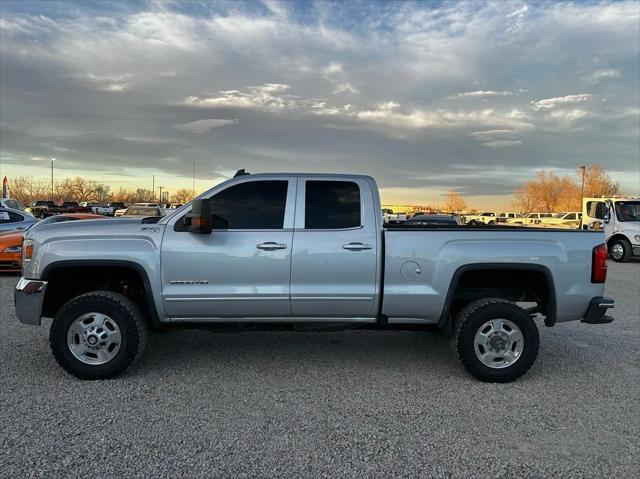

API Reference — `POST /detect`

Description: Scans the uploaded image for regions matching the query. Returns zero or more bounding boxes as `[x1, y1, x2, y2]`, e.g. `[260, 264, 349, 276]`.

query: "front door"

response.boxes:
[161, 178, 296, 319]
[290, 178, 379, 318]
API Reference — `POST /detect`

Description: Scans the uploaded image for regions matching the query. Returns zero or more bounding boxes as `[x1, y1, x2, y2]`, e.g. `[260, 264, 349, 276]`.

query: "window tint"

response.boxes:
[210, 180, 288, 229]
[305, 181, 360, 229]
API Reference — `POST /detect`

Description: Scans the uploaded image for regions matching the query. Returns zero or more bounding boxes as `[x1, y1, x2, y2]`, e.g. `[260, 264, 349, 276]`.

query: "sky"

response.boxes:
[0, 0, 639, 208]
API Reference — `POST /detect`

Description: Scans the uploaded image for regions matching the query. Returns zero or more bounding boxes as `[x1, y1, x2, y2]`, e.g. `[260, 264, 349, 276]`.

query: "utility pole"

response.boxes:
[51, 158, 56, 200]
[152, 173, 156, 201]
[579, 165, 586, 229]
[157, 186, 163, 205]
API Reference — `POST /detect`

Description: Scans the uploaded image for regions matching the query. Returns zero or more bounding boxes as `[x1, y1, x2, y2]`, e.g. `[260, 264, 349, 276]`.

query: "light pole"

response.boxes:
[152, 173, 156, 201]
[51, 158, 56, 200]
[579, 165, 586, 229]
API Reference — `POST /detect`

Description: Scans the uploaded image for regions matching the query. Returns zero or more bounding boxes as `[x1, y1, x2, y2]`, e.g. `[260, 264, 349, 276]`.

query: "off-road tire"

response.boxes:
[454, 298, 539, 383]
[50, 291, 147, 380]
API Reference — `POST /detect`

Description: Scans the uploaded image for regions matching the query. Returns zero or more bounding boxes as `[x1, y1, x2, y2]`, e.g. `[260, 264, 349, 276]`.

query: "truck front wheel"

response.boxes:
[50, 291, 148, 380]
[608, 237, 631, 262]
[454, 298, 539, 382]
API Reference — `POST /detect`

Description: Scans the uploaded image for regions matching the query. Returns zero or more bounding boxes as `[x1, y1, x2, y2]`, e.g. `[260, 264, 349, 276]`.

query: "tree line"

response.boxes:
[8, 176, 195, 206]
[6, 164, 621, 213]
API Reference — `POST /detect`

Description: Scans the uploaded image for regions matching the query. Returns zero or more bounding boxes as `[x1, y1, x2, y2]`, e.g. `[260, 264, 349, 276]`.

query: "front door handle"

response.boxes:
[343, 242, 372, 251]
[257, 242, 288, 250]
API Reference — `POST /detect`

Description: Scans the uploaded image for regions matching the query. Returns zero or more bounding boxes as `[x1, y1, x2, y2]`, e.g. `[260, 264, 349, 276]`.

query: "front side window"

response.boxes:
[587, 201, 607, 219]
[210, 180, 288, 229]
[305, 181, 361, 229]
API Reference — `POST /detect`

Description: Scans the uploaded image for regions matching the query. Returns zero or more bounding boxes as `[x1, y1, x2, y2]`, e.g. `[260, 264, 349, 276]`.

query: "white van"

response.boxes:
[583, 196, 640, 262]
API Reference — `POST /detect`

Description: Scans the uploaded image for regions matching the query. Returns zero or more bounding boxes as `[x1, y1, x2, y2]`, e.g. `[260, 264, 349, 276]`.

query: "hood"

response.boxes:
[26, 217, 165, 241]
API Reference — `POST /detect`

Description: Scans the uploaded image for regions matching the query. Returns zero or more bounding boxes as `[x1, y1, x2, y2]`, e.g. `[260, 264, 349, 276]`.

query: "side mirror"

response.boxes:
[603, 214, 610, 224]
[184, 199, 212, 234]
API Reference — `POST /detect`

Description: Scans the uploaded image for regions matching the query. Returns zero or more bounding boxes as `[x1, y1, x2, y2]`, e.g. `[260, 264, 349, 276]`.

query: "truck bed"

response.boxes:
[381, 227, 604, 324]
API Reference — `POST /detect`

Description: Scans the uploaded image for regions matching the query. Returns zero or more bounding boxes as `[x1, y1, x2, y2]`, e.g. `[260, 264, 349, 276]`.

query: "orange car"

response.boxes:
[0, 213, 105, 272]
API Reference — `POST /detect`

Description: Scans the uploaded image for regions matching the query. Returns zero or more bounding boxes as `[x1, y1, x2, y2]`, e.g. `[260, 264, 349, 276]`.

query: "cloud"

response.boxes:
[185, 84, 297, 111]
[585, 69, 621, 84]
[531, 94, 594, 110]
[173, 119, 238, 133]
[483, 140, 523, 149]
[448, 90, 514, 99]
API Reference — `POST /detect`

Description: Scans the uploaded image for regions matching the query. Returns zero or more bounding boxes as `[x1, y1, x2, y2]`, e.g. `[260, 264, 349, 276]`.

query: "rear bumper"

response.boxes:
[14, 278, 47, 326]
[581, 297, 615, 324]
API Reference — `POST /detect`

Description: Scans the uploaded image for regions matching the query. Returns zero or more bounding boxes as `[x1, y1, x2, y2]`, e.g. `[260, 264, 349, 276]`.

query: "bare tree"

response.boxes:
[443, 191, 467, 213]
[171, 188, 194, 204]
[8, 177, 50, 205]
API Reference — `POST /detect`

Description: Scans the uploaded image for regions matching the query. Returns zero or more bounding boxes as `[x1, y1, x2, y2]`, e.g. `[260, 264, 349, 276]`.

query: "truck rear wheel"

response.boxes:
[608, 237, 631, 262]
[454, 298, 539, 382]
[50, 291, 147, 380]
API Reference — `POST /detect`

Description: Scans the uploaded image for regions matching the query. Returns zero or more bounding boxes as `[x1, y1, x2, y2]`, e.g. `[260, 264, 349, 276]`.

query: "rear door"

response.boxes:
[290, 177, 379, 318]
[161, 177, 296, 318]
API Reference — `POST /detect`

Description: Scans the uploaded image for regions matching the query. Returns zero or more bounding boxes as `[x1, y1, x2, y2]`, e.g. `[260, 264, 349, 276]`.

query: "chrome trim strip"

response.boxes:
[292, 296, 373, 301]
[167, 316, 377, 323]
[165, 296, 288, 302]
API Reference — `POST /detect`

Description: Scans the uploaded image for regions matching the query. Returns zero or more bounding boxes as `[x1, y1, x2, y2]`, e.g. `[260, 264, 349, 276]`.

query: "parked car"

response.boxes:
[497, 212, 521, 223]
[583, 196, 640, 262]
[508, 212, 553, 225]
[382, 208, 407, 224]
[29, 200, 56, 218]
[16, 171, 614, 382]
[0, 198, 27, 212]
[0, 213, 105, 272]
[120, 205, 165, 218]
[90, 202, 127, 216]
[545, 212, 582, 228]
[0, 207, 37, 233]
[168, 203, 183, 209]
[403, 214, 461, 226]
[463, 211, 497, 225]
[114, 202, 158, 217]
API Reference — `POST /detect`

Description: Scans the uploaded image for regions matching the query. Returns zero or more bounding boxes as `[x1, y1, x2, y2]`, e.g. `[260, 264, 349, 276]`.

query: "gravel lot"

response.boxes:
[1, 261, 638, 478]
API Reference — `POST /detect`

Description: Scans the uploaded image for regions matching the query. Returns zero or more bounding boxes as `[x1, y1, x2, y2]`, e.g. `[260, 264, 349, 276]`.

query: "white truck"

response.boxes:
[583, 196, 640, 262]
[15, 172, 614, 382]
[463, 211, 497, 225]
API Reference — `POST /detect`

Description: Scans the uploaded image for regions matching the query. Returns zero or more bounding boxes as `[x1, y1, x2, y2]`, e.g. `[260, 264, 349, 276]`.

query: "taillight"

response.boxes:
[591, 243, 608, 283]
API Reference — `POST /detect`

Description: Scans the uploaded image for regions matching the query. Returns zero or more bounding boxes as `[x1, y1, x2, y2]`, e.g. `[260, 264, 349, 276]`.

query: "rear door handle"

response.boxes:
[257, 242, 287, 250]
[343, 242, 372, 251]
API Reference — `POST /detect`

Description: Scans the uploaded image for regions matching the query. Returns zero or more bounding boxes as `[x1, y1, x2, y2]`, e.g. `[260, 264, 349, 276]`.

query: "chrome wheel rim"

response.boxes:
[67, 313, 121, 365]
[610, 243, 624, 260]
[474, 318, 524, 369]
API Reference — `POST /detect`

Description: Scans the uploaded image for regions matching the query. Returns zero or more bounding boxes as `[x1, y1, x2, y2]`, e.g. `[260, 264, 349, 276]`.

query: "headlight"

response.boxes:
[634, 235, 640, 242]
[4, 245, 22, 253]
[22, 239, 34, 263]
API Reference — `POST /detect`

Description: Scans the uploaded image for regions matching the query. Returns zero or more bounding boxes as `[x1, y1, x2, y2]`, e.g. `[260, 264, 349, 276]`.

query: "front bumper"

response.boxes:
[581, 297, 615, 324]
[14, 278, 47, 326]
[632, 245, 640, 257]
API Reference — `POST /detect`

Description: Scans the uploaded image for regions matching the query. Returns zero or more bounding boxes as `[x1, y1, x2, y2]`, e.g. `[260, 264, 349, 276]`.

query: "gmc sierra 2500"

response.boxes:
[15, 172, 614, 382]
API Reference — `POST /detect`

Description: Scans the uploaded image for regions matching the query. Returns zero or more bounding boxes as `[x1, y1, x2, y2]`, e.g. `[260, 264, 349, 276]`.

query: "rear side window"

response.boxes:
[211, 180, 288, 229]
[305, 181, 361, 229]
[0, 211, 23, 223]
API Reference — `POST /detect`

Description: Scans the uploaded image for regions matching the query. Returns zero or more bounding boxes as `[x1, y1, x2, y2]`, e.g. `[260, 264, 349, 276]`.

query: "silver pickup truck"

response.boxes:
[15, 172, 614, 382]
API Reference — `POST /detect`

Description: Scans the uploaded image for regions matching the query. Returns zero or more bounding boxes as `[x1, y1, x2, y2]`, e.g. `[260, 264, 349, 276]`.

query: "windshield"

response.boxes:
[614, 201, 640, 222]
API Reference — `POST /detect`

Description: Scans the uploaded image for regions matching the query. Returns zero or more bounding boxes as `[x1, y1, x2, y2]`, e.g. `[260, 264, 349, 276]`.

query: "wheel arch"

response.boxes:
[41, 260, 162, 328]
[438, 263, 556, 329]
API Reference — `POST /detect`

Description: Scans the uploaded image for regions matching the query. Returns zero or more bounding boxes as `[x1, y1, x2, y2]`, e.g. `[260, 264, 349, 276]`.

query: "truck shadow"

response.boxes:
[137, 329, 457, 378]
